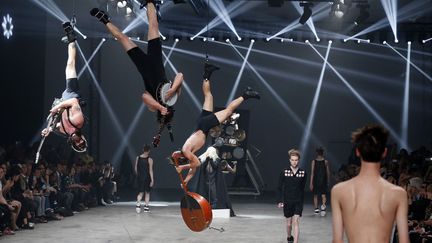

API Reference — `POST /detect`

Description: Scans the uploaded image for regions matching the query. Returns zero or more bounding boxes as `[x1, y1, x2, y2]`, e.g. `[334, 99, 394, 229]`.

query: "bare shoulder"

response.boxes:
[331, 178, 354, 195]
[381, 179, 407, 198]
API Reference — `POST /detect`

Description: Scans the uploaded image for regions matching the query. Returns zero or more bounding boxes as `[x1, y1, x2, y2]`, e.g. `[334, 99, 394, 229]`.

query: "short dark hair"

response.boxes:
[143, 144, 151, 152]
[351, 124, 389, 163]
[316, 147, 324, 156]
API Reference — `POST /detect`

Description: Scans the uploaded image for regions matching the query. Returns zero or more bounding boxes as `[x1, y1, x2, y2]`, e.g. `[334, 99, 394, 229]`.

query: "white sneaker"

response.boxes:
[320, 204, 326, 211]
[136, 203, 141, 213]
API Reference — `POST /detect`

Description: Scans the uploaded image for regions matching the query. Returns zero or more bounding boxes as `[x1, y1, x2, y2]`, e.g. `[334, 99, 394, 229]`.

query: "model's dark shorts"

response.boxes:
[136, 176, 152, 193]
[283, 201, 303, 218]
[127, 38, 167, 98]
[61, 78, 81, 100]
[196, 109, 220, 134]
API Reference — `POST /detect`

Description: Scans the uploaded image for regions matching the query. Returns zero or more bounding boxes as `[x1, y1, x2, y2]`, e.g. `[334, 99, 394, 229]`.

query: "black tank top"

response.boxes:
[137, 156, 150, 179]
[313, 159, 327, 184]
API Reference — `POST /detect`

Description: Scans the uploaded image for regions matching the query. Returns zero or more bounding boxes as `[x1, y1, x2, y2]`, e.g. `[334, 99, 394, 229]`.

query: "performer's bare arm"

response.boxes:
[50, 98, 80, 114]
[395, 189, 409, 243]
[310, 160, 315, 191]
[331, 185, 344, 243]
[142, 91, 168, 115]
[134, 156, 139, 175]
[149, 158, 154, 187]
[165, 72, 183, 100]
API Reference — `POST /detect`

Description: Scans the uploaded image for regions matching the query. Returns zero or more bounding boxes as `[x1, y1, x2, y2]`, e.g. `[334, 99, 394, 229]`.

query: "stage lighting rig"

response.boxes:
[330, 0, 352, 18]
[299, 2, 313, 25]
[354, 3, 370, 25]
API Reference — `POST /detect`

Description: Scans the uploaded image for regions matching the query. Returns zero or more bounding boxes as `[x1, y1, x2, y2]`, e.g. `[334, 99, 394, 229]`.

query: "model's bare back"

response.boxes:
[336, 177, 404, 243]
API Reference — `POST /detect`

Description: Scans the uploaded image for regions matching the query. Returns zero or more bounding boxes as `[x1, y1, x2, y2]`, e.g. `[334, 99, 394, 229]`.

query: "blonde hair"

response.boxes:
[199, 146, 219, 162]
[288, 149, 301, 159]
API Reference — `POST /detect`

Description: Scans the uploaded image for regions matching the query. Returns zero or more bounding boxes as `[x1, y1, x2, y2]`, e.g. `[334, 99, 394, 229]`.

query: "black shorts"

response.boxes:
[313, 182, 328, 195]
[61, 78, 80, 100]
[196, 109, 220, 134]
[283, 201, 303, 218]
[127, 38, 167, 98]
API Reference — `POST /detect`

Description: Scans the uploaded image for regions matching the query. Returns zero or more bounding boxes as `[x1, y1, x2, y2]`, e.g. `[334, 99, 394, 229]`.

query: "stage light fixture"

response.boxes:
[250, 38, 256, 43]
[331, 0, 351, 18]
[299, 2, 312, 25]
[225, 38, 230, 42]
[237, 37, 242, 41]
[354, 3, 370, 25]
[395, 39, 399, 43]
[117, 0, 127, 8]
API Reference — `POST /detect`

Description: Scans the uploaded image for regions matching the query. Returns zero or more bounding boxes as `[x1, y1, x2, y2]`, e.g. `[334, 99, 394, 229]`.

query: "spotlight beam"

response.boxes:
[300, 41, 332, 161]
[384, 43, 432, 82]
[164, 41, 178, 66]
[75, 42, 136, 161]
[401, 42, 411, 149]
[78, 39, 106, 79]
[226, 41, 254, 106]
[348, 0, 432, 40]
[380, 0, 398, 40]
[111, 104, 146, 164]
[192, 1, 259, 39]
[208, 0, 240, 39]
[268, 3, 330, 40]
[30, 0, 87, 39]
[228, 42, 323, 146]
[291, 2, 318, 40]
[307, 43, 404, 146]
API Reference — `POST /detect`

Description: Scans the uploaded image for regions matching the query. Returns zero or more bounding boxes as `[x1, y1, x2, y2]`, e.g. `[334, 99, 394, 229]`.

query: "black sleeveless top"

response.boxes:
[313, 159, 327, 185]
[136, 156, 150, 180]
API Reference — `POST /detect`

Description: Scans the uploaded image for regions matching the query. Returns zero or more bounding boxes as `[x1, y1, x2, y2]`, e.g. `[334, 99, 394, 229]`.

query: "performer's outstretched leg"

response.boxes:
[146, 2, 159, 41]
[90, 8, 137, 51]
[66, 41, 77, 79]
[214, 87, 260, 123]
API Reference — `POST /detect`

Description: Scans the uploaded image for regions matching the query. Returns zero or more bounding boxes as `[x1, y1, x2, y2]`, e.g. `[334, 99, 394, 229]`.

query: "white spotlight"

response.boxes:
[422, 40, 426, 44]
[280, 38, 284, 43]
[343, 39, 347, 43]
[383, 40, 387, 44]
[175, 38, 179, 42]
[83, 35, 87, 40]
[225, 38, 230, 43]
[251, 39, 255, 43]
[316, 38, 320, 42]
[237, 37, 242, 41]
[190, 37, 194, 41]
[395, 39, 399, 43]
[117, 0, 127, 8]
[126, 7, 132, 15]
[329, 40, 333, 44]
[266, 37, 270, 42]
[357, 39, 361, 43]
[102, 38, 106, 42]
[407, 41, 411, 45]
[366, 39, 370, 43]
[305, 40, 309, 43]
[203, 37, 207, 42]
[137, 37, 140, 40]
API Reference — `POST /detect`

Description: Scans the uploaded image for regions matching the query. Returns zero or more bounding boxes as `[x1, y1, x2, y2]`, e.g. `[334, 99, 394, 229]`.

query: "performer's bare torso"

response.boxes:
[334, 177, 404, 243]
[182, 130, 206, 153]
[57, 102, 84, 135]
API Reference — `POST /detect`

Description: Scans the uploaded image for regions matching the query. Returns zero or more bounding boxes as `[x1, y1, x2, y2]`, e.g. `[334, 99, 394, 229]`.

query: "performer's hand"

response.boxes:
[150, 181, 154, 187]
[165, 88, 176, 101]
[41, 128, 52, 137]
[277, 202, 284, 208]
[159, 106, 169, 115]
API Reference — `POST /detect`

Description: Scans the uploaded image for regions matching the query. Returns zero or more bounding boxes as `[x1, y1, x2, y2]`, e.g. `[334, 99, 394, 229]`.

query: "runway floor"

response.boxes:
[3, 200, 336, 243]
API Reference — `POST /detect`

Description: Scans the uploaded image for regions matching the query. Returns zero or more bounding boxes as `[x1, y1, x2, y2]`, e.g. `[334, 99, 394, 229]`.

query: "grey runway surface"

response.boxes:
[5, 202, 334, 243]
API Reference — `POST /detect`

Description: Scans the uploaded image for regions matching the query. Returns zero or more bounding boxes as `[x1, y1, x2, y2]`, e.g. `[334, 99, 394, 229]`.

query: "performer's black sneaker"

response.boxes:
[242, 87, 260, 100]
[314, 208, 320, 215]
[90, 8, 110, 25]
[287, 236, 294, 243]
[143, 205, 150, 212]
[61, 22, 76, 44]
[203, 63, 220, 80]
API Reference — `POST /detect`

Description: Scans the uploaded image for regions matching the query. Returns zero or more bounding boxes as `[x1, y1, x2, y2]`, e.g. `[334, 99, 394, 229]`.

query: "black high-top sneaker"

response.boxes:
[61, 22, 76, 44]
[241, 87, 260, 100]
[90, 8, 111, 25]
[203, 63, 220, 80]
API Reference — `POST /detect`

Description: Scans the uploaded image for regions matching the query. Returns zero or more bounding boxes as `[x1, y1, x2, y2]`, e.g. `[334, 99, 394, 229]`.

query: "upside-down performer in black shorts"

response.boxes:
[174, 63, 260, 185]
[90, 0, 183, 117]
